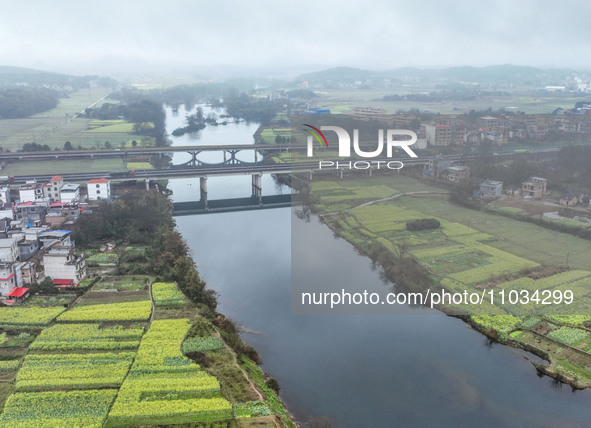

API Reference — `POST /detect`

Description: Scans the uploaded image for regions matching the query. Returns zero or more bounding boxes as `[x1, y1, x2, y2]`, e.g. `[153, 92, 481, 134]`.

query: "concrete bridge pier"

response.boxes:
[252, 174, 262, 204]
[200, 176, 208, 208]
[145, 179, 150, 190]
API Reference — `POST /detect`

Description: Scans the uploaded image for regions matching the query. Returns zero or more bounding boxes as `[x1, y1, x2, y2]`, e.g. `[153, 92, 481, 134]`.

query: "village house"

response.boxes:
[18, 181, 44, 203]
[560, 193, 581, 207]
[87, 178, 111, 200]
[425, 124, 452, 146]
[59, 183, 80, 204]
[0, 237, 19, 264]
[0, 203, 13, 222]
[0, 263, 17, 297]
[14, 200, 49, 225]
[42, 243, 86, 287]
[42, 176, 63, 201]
[18, 261, 38, 285]
[480, 180, 503, 199]
[15, 234, 40, 261]
[0, 187, 11, 205]
[4, 285, 30, 303]
[522, 177, 547, 199]
[426, 155, 452, 178]
[444, 166, 470, 183]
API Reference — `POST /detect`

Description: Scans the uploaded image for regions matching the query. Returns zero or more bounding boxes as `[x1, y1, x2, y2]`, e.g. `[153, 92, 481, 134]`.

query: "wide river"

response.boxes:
[166, 105, 591, 428]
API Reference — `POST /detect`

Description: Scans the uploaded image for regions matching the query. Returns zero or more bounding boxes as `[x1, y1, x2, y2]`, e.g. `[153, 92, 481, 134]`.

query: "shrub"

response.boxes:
[406, 218, 441, 231]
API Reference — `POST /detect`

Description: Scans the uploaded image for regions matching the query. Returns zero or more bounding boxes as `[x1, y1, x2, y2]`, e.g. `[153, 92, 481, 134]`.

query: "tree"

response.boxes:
[395, 237, 411, 259]
[104, 141, 112, 149]
[131, 140, 137, 147]
[64, 141, 74, 150]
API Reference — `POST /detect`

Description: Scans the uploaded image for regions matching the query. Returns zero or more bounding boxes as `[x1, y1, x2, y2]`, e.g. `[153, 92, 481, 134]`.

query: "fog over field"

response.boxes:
[1, 0, 591, 75]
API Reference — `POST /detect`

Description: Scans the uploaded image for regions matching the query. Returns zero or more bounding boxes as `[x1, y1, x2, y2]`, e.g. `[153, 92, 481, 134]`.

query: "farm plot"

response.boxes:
[352, 204, 424, 232]
[86, 253, 119, 266]
[1, 158, 126, 176]
[311, 181, 396, 202]
[57, 301, 151, 323]
[25, 294, 78, 306]
[85, 120, 137, 133]
[0, 389, 117, 428]
[93, 276, 148, 291]
[106, 319, 232, 426]
[411, 246, 492, 275]
[151, 282, 187, 308]
[29, 324, 143, 351]
[15, 352, 135, 392]
[496, 270, 591, 292]
[547, 327, 590, 347]
[0, 306, 65, 328]
[182, 337, 224, 353]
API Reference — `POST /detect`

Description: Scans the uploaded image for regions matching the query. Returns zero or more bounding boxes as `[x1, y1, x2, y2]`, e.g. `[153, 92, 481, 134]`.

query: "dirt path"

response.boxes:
[349, 190, 450, 212]
[213, 328, 265, 402]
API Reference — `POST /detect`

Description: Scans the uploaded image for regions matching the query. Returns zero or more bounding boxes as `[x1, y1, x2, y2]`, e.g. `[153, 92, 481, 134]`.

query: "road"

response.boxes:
[7, 155, 474, 184]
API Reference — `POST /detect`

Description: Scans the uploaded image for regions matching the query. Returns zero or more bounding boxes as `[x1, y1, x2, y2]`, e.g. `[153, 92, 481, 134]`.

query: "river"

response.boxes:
[166, 105, 591, 428]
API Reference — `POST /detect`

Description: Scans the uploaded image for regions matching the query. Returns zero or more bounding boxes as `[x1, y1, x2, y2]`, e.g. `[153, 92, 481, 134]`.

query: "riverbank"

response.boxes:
[307, 172, 591, 390]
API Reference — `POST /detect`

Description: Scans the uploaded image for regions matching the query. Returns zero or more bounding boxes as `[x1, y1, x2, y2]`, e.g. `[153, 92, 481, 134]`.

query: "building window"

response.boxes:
[96, 190, 100, 194]
[96, 184, 100, 188]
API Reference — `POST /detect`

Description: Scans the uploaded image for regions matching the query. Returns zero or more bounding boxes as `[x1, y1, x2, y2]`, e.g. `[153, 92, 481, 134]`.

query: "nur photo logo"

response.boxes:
[302, 124, 419, 170]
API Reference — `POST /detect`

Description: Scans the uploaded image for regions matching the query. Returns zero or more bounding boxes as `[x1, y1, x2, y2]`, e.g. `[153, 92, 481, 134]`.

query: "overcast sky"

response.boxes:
[2, 0, 591, 77]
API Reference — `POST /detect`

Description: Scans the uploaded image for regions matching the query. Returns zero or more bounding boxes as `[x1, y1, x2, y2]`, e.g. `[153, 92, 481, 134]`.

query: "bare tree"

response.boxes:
[395, 237, 411, 259]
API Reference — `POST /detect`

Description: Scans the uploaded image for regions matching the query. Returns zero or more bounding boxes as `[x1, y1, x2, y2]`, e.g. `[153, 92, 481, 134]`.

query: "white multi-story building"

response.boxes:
[60, 184, 80, 203]
[42, 176, 63, 201]
[87, 178, 111, 200]
[0, 238, 18, 263]
[42, 243, 86, 286]
[19, 181, 44, 202]
[0, 263, 16, 296]
[0, 187, 11, 205]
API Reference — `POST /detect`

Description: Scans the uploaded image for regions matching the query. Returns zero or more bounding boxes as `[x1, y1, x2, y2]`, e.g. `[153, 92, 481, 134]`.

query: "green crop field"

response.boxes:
[106, 319, 233, 426]
[57, 301, 152, 323]
[0, 252, 293, 426]
[310, 173, 591, 387]
[0, 88, 120, 151]
[312, 88, 583, 115]
[0, 389, 118, 427]
[1, 158, 126, 176]
[32, 88, 114, 118]
[396, 195, 591, 269]
[126, 161, 153, 170]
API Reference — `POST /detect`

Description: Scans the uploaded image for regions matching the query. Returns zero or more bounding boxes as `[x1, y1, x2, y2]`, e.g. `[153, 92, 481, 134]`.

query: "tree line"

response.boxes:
[69, 191, 217, 310]
[0, 87, 58, 118]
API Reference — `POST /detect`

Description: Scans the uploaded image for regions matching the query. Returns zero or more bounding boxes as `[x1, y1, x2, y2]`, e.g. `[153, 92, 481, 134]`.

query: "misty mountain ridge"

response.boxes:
[294, 64, 587, 86]
[0, 65, 115, 90]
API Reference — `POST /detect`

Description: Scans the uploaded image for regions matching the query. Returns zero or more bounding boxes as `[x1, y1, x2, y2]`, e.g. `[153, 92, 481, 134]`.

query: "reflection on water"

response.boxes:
[175, 210, 591, 428]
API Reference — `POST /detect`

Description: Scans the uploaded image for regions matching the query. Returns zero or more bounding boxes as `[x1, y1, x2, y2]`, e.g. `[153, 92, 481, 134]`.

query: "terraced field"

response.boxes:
[0, 278, 291, 427]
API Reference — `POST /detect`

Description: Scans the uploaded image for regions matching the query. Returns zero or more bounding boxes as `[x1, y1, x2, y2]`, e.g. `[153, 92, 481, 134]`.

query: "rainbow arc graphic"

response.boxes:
[303, 124, 328, 148]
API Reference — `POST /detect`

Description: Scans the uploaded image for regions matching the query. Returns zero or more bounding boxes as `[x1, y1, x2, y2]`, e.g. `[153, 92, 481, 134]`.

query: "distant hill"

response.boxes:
[294, 64, 579, 87]
[296, 66, 376, 84]
[0, 65, 116, 89]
